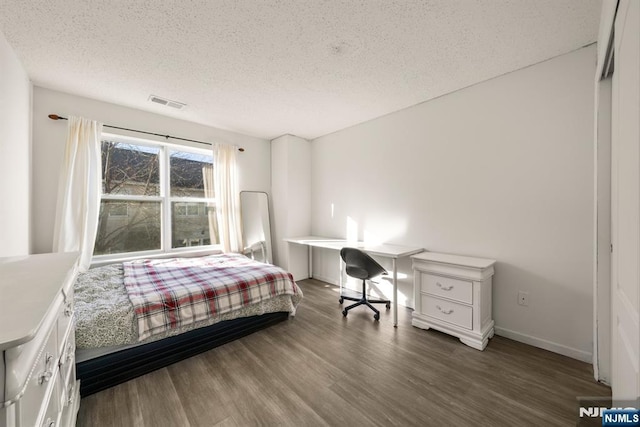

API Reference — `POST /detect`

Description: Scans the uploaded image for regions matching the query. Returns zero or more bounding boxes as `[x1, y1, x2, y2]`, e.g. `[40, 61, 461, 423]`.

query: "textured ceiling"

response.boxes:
[0, 0, 601, 140]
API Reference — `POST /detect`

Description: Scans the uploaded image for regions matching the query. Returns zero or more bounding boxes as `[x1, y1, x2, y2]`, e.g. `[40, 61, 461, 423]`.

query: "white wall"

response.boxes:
[0, 31, 32, 257]
[271, 134, 311, 278]
[311, 46, 596, 361]
[32, 87, 271, 254]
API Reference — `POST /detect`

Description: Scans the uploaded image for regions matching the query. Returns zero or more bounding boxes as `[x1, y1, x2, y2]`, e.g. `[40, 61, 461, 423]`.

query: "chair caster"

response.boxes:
[385, 302, 391, 309]
[339, 297, 344, 304]
[373, 313, 380, 321]
[342, 309, 348, 317]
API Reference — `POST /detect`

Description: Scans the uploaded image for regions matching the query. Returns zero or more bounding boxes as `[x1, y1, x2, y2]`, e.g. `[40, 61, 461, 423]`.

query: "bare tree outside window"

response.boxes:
[96, 200, 161, 254]
[101, 142, 160, 196]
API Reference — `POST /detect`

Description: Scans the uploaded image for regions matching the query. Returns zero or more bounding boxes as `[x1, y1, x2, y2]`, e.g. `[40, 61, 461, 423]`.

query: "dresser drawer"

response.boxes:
[56, 294, 74, 354]
[60, 365, 78, 411]
[60, 363, 80, 409]
[58, 333, 75, 389]
[59, 378, 80, 427]
[39, 375, 61, 427]
[421, 294, 472, 330]
[421, 273, 472, 304]
[18, 330, 58, 427]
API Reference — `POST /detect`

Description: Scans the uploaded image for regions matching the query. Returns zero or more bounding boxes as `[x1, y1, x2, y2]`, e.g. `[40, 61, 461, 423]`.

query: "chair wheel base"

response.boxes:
[342, 309, 348, 317]
[374, 313, 380, 321]
[339, 297, 344, 304]
[385, 302, 391, 309]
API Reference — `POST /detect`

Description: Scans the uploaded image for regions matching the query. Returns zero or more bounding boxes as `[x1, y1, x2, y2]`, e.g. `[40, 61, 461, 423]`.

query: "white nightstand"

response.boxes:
[411, 252, 496, 350]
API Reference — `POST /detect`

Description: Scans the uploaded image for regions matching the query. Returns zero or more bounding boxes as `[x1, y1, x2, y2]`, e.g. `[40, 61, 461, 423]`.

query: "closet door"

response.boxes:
[611, 0, 640, 404]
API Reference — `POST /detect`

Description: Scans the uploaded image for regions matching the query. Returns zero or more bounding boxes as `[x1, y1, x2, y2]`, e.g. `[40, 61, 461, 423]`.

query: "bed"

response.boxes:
[74, 253, 302, 396]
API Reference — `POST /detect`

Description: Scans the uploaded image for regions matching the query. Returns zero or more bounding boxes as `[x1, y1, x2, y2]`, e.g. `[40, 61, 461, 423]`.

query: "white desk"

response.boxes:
[284, 236, 423, 326]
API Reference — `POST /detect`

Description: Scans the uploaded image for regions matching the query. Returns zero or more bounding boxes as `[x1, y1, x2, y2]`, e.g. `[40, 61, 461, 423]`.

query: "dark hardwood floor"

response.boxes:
[77, 279, 610, 426]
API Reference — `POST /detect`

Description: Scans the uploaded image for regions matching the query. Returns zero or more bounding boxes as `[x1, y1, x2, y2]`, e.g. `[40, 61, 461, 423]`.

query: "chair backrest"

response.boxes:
[340, 247, 387, 280]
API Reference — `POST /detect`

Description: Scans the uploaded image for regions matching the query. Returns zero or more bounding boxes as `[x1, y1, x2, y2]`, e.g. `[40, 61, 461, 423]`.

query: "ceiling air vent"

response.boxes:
[148, 95, 186, 110]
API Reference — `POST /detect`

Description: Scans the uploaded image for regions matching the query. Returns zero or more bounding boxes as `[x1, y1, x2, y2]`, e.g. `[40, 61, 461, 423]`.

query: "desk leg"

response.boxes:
[393, 258, 398, 327]
[308, 246, 313, 279]
[339, 257, 343, 295]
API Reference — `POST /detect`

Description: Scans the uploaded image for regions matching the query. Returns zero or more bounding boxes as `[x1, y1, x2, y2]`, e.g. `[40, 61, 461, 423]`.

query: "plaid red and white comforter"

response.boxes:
[123, 254, 299, 341]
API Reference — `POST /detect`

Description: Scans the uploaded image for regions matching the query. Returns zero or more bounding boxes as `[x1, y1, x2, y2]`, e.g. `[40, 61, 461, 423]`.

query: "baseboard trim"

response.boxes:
[494, 326, 592, 363]
[309, 274, 339, 286]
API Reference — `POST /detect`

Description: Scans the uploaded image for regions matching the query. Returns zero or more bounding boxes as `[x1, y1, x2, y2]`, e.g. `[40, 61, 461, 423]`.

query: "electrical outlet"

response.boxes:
[518, 291, 529, 306]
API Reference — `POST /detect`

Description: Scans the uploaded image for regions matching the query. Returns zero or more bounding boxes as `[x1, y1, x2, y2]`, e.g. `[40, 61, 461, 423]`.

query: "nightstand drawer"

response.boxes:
[421, 273, 472, 304]
[421, 294, 472, 330]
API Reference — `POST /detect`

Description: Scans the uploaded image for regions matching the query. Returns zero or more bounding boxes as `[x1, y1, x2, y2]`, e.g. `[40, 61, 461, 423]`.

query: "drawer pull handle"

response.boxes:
[64, 302, 74, 317]
[38, 370, 53, 385]
[66, 341, 74, 360]
[67, 384, 75, 406]
[436, 305, 454, 315]
[39, 352, 55, 384]
[45, 352, 54, 370]
[436, 282, 453, 291]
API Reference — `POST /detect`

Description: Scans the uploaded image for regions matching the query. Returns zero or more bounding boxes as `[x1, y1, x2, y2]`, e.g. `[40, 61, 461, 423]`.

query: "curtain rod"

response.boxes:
[47, 114, 245, 152]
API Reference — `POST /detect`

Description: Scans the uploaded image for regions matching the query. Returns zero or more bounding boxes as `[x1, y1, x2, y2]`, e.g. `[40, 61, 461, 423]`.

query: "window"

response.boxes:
[93, 134, 218, 257]
[108, 203, 129, 217]
[174, 202, 201, 216]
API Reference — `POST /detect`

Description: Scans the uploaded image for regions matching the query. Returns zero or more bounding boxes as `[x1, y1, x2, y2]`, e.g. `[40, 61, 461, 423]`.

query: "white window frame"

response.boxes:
[93, 133, 218, 264]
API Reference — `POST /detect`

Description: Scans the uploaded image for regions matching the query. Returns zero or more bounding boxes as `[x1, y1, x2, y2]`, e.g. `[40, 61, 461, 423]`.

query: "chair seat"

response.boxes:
[345, 266, 369, 280]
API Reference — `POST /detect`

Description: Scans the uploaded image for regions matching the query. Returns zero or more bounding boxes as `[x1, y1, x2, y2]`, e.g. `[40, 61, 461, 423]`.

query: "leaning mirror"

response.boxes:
[240, 191, 273, 264]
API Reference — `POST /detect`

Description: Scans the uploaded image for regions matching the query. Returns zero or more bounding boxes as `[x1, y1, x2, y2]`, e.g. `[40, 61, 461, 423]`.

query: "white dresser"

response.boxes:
[0, 252, 81, 427]
[411, 252, 496, 350]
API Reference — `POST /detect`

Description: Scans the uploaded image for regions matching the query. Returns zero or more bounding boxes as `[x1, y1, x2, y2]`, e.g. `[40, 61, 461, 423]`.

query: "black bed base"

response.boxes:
[76, 311, 289, 396]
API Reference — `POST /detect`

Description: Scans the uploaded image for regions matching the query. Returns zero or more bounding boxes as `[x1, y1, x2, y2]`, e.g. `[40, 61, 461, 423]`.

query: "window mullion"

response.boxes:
[170, 197, 216, 203]
[161, 146, 172, 252]
[101, 194, 162, 202]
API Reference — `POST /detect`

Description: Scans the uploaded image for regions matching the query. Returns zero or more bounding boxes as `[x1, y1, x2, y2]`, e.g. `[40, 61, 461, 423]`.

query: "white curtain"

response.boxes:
[213, 143, 243, 253]
[53, 116, 103, 271]
[202, 164, 219, 244]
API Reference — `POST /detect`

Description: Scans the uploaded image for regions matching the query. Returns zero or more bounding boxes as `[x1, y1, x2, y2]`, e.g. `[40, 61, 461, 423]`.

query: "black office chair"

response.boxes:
[339, 247, 391, 321]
